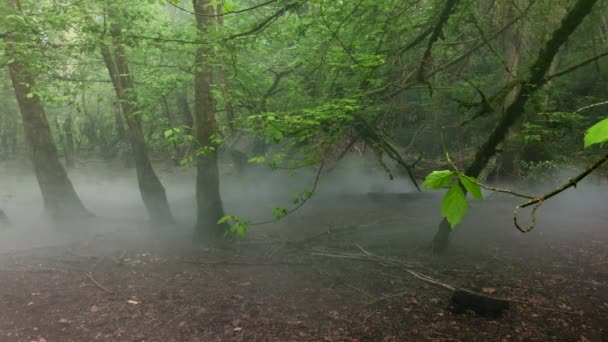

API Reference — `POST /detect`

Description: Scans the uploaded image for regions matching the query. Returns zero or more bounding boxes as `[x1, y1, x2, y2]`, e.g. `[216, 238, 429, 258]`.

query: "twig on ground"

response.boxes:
[324, 312, 353, 324]
[344, 284, 377, 300]
[266, 244, 284, 259]
[365, 289, 410, 307]
[180, 260, 310, 267]
[354, 243, 372, 256]
[86, 272, 113, 294]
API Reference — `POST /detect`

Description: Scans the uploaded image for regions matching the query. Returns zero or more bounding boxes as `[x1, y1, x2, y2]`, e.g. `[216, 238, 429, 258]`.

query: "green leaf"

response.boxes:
[441, 185, 468, 228]
[423, 170, 454, 189]
[248, 156, 265, 164]
[584, 118, 608, 148]
[219, 215, 249, 237]
[272, 207, 288, 220]
[458, 174, 483, 200]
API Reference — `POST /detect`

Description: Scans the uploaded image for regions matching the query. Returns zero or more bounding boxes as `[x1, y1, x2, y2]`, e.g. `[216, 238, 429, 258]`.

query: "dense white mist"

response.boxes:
[0, 156, 606, 255]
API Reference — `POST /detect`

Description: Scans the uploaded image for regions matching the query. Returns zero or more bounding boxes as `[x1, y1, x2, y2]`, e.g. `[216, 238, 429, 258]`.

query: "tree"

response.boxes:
[99, 5, 174, 226]
[2, 0, 90, 220]
[192, 0, 227, 239]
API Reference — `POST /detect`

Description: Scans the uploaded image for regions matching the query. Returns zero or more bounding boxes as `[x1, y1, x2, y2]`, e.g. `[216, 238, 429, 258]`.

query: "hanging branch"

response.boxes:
[353, 118, 421, 191]
[514, 151, 608, 232]
[250, 156, 326, 226]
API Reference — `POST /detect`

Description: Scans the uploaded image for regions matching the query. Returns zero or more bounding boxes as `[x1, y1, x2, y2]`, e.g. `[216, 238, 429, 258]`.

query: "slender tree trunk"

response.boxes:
[432, 0, 600, 253]
[176, 93, 194, 135]
[80, 91, 99, 153]
[161, 95, 179, 163]
[0, 208, 9, 229]
[3, 35, 90, 219]
[63, 115, 75, 168]
[175, 93, 194, 160]
[0, 110, 7, 159]
[193, 0, 226, 239]
[114, 101, 127, 144]
[100, 14, 173, 225]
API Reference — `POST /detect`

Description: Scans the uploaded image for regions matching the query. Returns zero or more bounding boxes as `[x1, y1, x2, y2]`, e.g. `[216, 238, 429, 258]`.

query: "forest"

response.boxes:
[0, 0, 607, 340]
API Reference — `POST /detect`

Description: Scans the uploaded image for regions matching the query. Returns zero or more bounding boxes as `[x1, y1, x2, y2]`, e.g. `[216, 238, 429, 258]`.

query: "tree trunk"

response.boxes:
[0, 110, 8, 159]
[216, 2, 237, 133]
[0, 208, 9, 229]
[161, 95, 179, 164]
[193, 0, 227, 240]
[432, 0, 600, 253]
[3, 34, 90, 220]
[175, 93, 194, 160]
[100, 13, 173, 225]
[491, 0, 525, 179]
[63, 115, 76, 168]
[80, 91, 99, 153]
[114, 101, 127, 144]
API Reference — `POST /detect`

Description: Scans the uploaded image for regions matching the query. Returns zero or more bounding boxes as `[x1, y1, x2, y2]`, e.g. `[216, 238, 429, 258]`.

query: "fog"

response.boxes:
[0, 155, 605, 254]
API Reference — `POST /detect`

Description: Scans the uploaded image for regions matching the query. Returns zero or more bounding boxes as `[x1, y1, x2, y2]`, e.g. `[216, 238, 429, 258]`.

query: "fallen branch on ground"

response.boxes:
[313, 246, 578, 314]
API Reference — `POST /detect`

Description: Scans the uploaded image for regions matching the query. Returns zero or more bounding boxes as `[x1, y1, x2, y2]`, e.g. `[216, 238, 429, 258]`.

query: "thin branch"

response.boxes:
[514, 150, 608, 232]
[544, 50, 608, 83]
[166, 0, 278, 17]
[250, 153, 327, 226]
[574, 99, 608, 113]
[227, 1, 301, 40]
[446, 154, 535, 200]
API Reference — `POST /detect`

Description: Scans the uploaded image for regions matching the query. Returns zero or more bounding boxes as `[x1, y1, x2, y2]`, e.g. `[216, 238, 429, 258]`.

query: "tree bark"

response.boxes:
[100, 12, 173, 225]
[216, 2, 237, 134]
[432, 0, 600, 253]
[3, 33, 90, 220]
[193, 0, 227, 240]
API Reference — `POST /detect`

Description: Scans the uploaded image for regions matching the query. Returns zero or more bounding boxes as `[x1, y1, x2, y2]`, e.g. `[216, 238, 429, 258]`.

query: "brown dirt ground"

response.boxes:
[0, 195, 607, 342]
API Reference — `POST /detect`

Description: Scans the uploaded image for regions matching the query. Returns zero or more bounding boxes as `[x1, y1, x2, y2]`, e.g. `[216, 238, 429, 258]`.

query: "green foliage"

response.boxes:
[441, 185, 468, 228]
[584, 117, 608, 148]
[218, 215, 250, 237]
[423, 169, 482, 228]
[458, 174, 483, 201]
[248, 156, 266, 164]
[272, 207, 289, 220]
[422, 170, 454, 189]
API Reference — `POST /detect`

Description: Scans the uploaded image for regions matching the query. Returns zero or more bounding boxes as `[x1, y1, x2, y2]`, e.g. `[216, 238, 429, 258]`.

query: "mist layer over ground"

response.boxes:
[0, 158, 607, 341]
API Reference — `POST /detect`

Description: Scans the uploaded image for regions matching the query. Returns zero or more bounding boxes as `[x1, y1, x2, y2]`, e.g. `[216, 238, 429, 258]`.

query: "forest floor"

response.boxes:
[0, 190, 607, 341]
